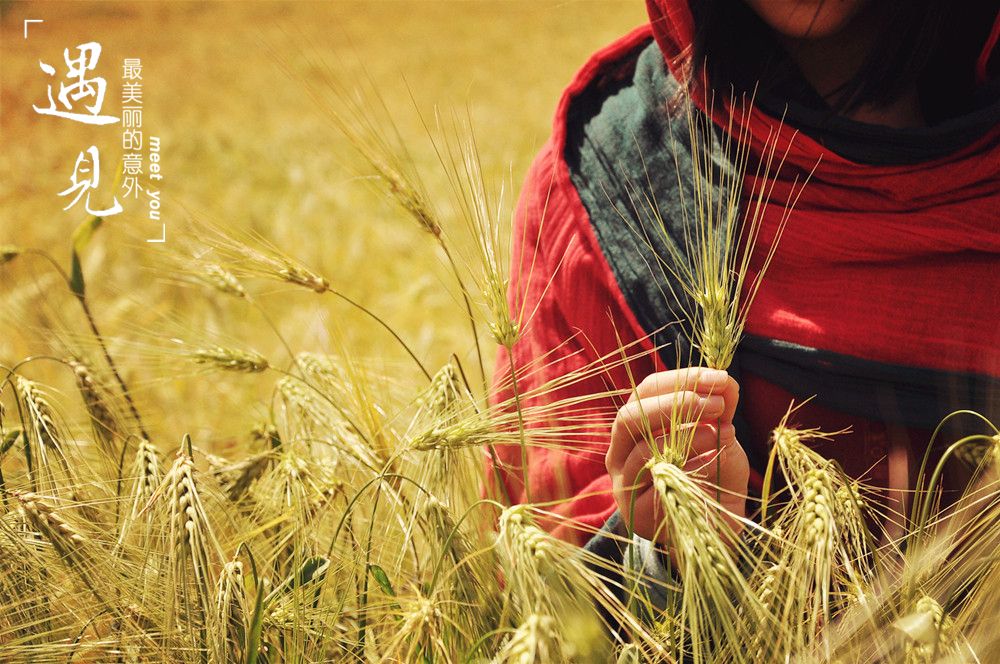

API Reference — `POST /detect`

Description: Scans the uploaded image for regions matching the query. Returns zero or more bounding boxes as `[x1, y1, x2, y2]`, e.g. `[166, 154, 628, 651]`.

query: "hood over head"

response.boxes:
[645, 0, 1000, 111]
[641, 0, 1000, 178]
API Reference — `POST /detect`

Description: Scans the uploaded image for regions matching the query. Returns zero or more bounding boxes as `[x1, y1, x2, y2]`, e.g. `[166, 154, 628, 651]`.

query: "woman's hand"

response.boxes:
[605, 367, 749, 544]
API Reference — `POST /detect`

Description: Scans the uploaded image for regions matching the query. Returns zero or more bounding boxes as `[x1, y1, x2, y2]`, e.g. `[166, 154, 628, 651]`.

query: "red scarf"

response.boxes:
[489, 4, 1000, 545]
[646, 0, 1000, 377]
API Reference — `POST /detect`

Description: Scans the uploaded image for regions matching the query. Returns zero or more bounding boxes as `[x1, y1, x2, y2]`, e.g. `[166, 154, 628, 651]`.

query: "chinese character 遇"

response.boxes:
[58, 146, 123, 216]
[34, 42, 120, 125]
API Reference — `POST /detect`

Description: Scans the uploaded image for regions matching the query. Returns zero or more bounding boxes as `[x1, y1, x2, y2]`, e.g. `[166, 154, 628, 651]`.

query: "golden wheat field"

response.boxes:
[3, 2, 1000, 663]
[0, 0, 648, 444]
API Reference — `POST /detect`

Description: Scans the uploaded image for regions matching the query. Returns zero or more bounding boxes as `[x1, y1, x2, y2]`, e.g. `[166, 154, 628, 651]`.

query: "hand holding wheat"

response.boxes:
[606, 367, 749, 543]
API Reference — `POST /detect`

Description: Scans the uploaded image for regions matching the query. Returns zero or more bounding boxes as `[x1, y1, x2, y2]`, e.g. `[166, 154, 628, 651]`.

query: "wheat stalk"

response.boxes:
[207, 448, 274, 503]
[12, 377, 78, 493]
[190, 345, 269, 373]
[116, 437, 163, 556]
[68, 359, 126, 470]
[215, 559, 249, 663]
[672, 96, 812, 371]
[13, 377, 62, 455]
[645, 459, 772, 663]
[495, 612, 561, 664]
[13, 490, 111, 607]
[498, 505, 561, 601]
[146, 435, 224, 660]
[202, 263, 248, 299]
[276, 374, 386, 473]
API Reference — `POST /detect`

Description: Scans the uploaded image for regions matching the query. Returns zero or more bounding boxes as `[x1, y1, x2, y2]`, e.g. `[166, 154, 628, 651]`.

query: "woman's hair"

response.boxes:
[687, 0, 993, 116]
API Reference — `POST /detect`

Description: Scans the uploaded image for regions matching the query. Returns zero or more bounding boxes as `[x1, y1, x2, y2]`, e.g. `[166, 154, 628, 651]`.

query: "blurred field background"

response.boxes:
[0, 1, 647, 448]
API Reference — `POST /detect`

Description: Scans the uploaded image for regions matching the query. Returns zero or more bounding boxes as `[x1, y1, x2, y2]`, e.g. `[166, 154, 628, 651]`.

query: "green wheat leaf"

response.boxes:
[368, 563, 396, 598]
[69, 215, 103, 297]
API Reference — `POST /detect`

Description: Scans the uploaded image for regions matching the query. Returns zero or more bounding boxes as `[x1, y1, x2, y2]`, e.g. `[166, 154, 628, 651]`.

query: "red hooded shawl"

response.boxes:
[490, 0, 1000, 545]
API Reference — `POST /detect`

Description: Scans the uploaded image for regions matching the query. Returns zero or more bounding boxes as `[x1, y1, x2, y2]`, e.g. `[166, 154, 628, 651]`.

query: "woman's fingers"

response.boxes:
[610, 422, 733, 510]
[607, 386, 729, 473]
[613, 390, 723, 445]
[629, 367, 731, 403]
[617, 457, 748, 544]
[687, 422, 736, 457]
[608, 368, 747, 544]
[682, 430, 750, 533]
[618, 487, 668, 542]
[625, 367, 739, 424]
[682, 427, 743, 481]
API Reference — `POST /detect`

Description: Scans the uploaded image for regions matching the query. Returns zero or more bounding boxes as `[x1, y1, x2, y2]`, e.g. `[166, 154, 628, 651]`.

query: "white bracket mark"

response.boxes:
[24, 19, 43, 38]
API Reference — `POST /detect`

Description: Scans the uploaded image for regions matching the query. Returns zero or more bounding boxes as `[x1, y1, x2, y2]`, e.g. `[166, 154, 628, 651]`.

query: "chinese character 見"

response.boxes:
[59, 146, 123, 216]
[34, 42, 120, 125]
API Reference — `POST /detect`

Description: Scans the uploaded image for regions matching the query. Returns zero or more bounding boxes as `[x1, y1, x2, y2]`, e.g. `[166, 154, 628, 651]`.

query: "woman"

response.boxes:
[488, 0, 1000, 557]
